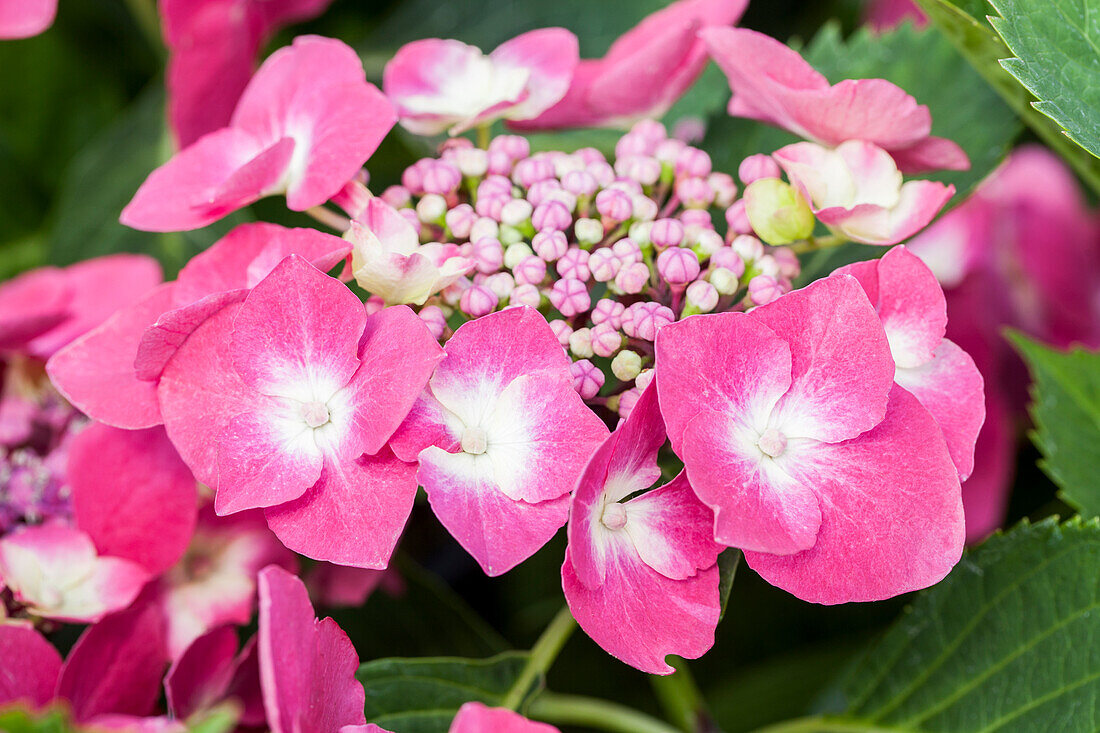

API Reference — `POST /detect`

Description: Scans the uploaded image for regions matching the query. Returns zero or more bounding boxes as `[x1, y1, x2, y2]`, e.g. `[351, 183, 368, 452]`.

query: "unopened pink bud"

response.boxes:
[487, 150, 513, 176]
[500, 198, 533, 227]
[590, 322, 622, 358]
[445, 204, 476, 239]
[686, 280, 719, 313]
[549, 278, 591, 317]
[615, 132, 654, 159]
[422, 160, 462, 195]
[595, 188, 633, 222]
[738, 154, 781, 185]
[725, 200, 753, 235]
[570, 359, 605, 400]
[694, 229, 724, 257]
[756, 254, 781, 279]
[532, 200, 572, 231]
[471, 237, 504, 274]
[441, 278, 469, 307]
[509, 283, 541, 308]
[475, 193, 508, 220]
[631, 195, 659, 222]
[525, 179, 562, 207]
[675, 147, 712, 178]
[672, 116, 706, 143]
[655, 138, 687, 164]
[591, 298, 626, 329]
[365, 295, 386, 315]
[676, 177, 714, 208]
[732, 234, 764, 262]
[419, 305, 447, 339]
[615, 261, 650, 294]
[611, 237, 643, 265]
[548, 319, 573, 346]
[401, 159, 428, 193]
[708, 172, 738, 208]
[772, 247, 801, 278]
[553, 153, 585, 178]
[454, 147, 489, 178]
[440, 137, 474, 155]
[586, 161, 615, 187]
[621, 302, 674, 341]
[489, 134, 530, 160]
[635, 368, 655, 391]
[469, 217, 499, 242]
[381, 185, 412, 208]
[618, 386, 641, 419]
[562, 170, 598, 197]
[615, 156, 662, 186]
[680, 209, 714, 229]
[485, 272, 515, 299]
[651, 218, 685, 248]
[710, 247, 745, 275]
[574, 147, 606, 166]
[656, 247, 700, 285]
[588, 248, 621, 282]
[569, 327, 594, 359]
[478, 175, 513, 199]
[460, 285, 499, 317]
[748, 275, 782, 305]
[533, 230, 568, 261]
[631, 119, 667, 143]
[556, 247, 591, 282]
[512, 157, 555, 188]
[512, 255, 546, 285]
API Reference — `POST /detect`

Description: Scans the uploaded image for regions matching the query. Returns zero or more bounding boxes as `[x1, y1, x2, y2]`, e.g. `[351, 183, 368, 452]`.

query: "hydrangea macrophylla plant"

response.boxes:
[390, 306, 608, 575]
[164, 624, 264, 726]
[515, 0, 749, 130]
[0, 0, 56, 39]
[702, 26, 969, 174]
[655, 276, 966, 603]
[562, 382, 723, 674]
[121, 36, 394, 232]
[160, 0, 334, 147]
[383, 29, 579, 135]
[156, 255, 442, 567]
[353, 702, 559, 733]
[0, 621, 61, 708]
[834, 246, 985, 480]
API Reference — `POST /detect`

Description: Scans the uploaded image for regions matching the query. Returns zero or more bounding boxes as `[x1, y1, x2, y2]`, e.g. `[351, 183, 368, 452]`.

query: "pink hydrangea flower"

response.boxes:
[384, 30, 579, 136]
[349, 198, 475, 305]
[257, 565, 366, 733]
[516, 0, 748, 130]
[773, 140, 954, 245]
[47, 223, 350, 430]
[122, 36, 394, 232]
[450, 702, 560, 732]
[0, 0, 56, 39]
[655, 275, 965, 603]
[563, 383, 723, 674]
[155, 255, 442, 567]
[702, 27, 969, 174]
[160, 0, 334, 147]
[164, 625, 264, 726]
[0, 621, 62, 708]
[834, 246, 985, 480]
[390, 307, 608, 576]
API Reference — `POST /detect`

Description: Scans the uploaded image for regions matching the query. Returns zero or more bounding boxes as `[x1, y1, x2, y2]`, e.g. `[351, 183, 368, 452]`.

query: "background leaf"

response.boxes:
[357, 652, 531, 733]
[1010, 334, 1100, 518]
[989, 0, 1100, 158]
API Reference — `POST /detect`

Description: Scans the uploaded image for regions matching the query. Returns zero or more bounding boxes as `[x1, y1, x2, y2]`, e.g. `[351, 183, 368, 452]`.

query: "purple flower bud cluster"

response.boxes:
[380, 121, 801, 418]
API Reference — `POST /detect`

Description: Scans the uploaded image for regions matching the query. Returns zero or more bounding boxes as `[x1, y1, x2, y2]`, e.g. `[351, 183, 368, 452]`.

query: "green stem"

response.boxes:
[529, 692, 680, 733]
[476, 124, 491, 149]
[499, 605, 576, 710]
[122, 0, 163, 53]
[650, 660, 711, 732]
[751, 715, 903, 733]
[789, 234, 849, 254]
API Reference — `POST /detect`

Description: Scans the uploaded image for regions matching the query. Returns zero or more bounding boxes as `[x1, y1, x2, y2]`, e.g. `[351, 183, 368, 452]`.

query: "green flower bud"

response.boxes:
[743, 178, 815, 246]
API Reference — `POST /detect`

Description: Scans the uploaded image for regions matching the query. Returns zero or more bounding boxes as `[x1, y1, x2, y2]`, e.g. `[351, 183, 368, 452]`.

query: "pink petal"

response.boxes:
[418, 445, 571, 577]
[0, 266, 70, 351]
[121, 127, 267, 232]
[450, 702, 561, 733]
[0, 0, 56, 38]
[388, 390, 456, 463]
[57, 597, 170, 721]
[562, 547, 719, 675]
[816, 180, 955, 246]
[490, 28, 579, 121]
[745, 385, 964, 603]
[69, 423, 197, 575]
[0, 622, 61, 708]
[264, 449, 418, 568]
[749, 276, 895, 443]
[82, 715, 186, 733]
[623, 473, 723, 580]
[230, 255, 364, 399]
[46, 283, 176, 429]
[257, 566, 366, 733]
[889, 135, 970, 174]
[960, 390, 1014, 543]
[164, 625, 239, 719]
[135, 290, 248, 382]
[306, 563, 388, 607]
[231, 35, 394, 210]
[509, 61, 604, 130]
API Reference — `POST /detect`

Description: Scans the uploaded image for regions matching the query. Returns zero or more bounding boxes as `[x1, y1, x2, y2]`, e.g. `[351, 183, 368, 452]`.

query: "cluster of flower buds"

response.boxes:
[360, 120, 802, 419]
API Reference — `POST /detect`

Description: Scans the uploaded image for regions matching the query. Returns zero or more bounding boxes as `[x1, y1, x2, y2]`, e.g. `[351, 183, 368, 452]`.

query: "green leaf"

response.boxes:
[717, 548, 742, 622]
[791, 517, 1100, 731]
[357, 652, 532, 733]
[0, 707, 77, 733]
[913, 0, 1100, 194]
[1010, 333, 1100, 516]
[186, 704, 241, 733]
[989, 0, 1100, 158]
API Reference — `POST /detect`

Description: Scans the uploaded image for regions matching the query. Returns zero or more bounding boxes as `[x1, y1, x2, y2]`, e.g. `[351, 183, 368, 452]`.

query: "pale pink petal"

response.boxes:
[257, 565, 366, 733]
[816, 180, 955, 246]
[230, 255, 364, 400]
[306, 563, 388, 607]
[0, 622, 61, 708]
[46, 283, 176, 429]
[0, 0, 56, 39]
[491, 28, 579, 121]
[164, 625, 239, 719]
[746, 385, 964, 603]
[0, 267, 70, 351]
[419, 446, 571, 577]
[69, 423, 197, 575]
[264, 449, 418, 569]
[57, 597, 169, 721]
[749, 276, 895, 443]
[562, 548, 719, 675]
[889, 135, 970, 174]
[450, 702, 560, 733]
[623, 473, 723, 580]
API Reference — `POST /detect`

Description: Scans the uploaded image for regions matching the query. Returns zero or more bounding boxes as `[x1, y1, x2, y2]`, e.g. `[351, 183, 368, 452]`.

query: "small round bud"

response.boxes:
[485, 272, 515, 299]
[672, 116, 707, 143]
[617, 387, 641, 419]
[616, 155, 662, 186]
[419, 305, 447, 340]
[621, 302, 674, 341]
[445, 203, 477, 240]
[549, 278, 591, 317]
[611, 350, 643, 381]
[650, 218, 685, 248]
[756, 254, 781, 279]
[656, 247, 700, 285]
[731, 235, 764, 263]
[569, 328, 595, 359]
[503, 242, 534, 270]
[460, 285, 498, 317]
[675, 147, 712, 178]
[489, 134, 530, 160]
[615, 261, 650, 294]
[772, 247, 801, 279]
[454, 147, 489, 177]
[738, 154, 781, 185]
[498, 224, 524, 245]
[685, 280, 719, 313]
[416, 193, 447, 223]
[510, 283, 541, 308]
[708, 172, 738, 207]
[595, 189, 633, 222]
[631, 119, 667, 143]
[591, 298, 626, 329]
[612, 237, 643, 265]
[475, 193, 508, 220]
[548, 319, 573, 346]
[709, 267, 741, 295]
[615, 132, 653, 159]
[588, 248, 622, 282]
[562, 169, 598, 197]
[381, 185, 412, 208]
[525, 179, 561, 207]
[500, 198, 534, 227]
[533, 230, 568, 261]
[570, 359, 605, 400]
[710, 246, 746, 276]
[725, 199, 753, 235]
[680, 208, 713, 230]
[677, 177, 714, 208]
[478, 175, 513, 200]
[553, 152, 585, 179]
[512, 156, 555, 188]
[694, 229, 724, 257]
[512, 254, 546, 285]
[469, 217, 499, 242]
[487, 150, 513, 176]
[556, 247, 591, 282]
[627, 222, 652, 246]
[590, 322, 622, 358]
[570, 218, 601, 246]
[422, 160, 462, 195]
[531, 200, 571, 232]
[635, 368, 655, 391]
[471, 237, 504, 274]
[630, 194, 659, 222]
[743, 178, 815, 246]
[365, 295, 386, 315]
[748, 274, 782, 305]
[654, 138, 686, 164]
[401, 159, 427, 192]
[574, 147, 606, 166]
[586, 161, 615, 186]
